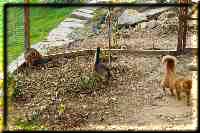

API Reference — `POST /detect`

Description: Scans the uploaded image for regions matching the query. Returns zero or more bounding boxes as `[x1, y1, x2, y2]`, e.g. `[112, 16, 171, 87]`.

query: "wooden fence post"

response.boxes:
[108, 7, 112, 66]
[177, 0, 190, 54]
[24, 0, 30, 50]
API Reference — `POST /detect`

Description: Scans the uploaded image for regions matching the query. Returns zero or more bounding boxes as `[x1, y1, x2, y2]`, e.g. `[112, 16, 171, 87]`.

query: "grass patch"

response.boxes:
[14, 118, 47, 131]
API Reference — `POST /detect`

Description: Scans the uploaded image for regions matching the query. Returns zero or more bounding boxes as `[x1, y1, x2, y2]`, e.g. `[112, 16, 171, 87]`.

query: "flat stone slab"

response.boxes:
[82, 7, 97, 10]
[143, 7, 172, 17]
[44, 41, 69, 48]
[58, 21, 85, 29]
[48, 31, 72, 37]
[118, 9, 147, 25]
[48, 28, 74, 36]
[47, 35, 68, 42]
[88, 0, 110, 3]
[64, 17, 88, 23]
[118, 7, 172, 25]
[50, 26, 74, 32]
[77, 8, 95, 14]
[71, 11, 94, 20]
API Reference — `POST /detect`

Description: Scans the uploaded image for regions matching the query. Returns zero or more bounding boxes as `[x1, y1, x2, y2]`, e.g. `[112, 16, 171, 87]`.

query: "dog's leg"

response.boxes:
[161, 81, 167, 96]
[169, 88, 175, 96]
[175, 88, 181, 100]
[186, 91, 191, 106]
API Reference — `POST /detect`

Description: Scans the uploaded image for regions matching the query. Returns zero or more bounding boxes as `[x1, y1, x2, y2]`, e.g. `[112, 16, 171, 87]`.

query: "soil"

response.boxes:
[8, 53, 195, 130]
[8, 8, 197, 131]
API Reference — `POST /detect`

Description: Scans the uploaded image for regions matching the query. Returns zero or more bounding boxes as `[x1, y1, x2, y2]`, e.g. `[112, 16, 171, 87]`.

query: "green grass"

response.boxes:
[14, 117, 48, 130]
[0, 6, 75, 70]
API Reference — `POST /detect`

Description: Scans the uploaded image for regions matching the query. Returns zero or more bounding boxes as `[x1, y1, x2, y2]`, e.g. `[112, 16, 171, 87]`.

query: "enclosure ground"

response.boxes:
[7, 6, 198, 131]
[8, 52, 196, 130]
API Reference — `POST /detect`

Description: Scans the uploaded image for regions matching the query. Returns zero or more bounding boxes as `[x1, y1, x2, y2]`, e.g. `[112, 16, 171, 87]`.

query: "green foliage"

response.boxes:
[30, 111, 40, 122]
[99, 50, 112, 63]
[44, 0, 85, 3]
[7, 73, 23, 100]
[79, 72, 101, 90]
[7, 73, 16, 89]
[15, 118, 47, 130]
[14, 109, 43, 130]
[111, 44, 121, 49]
[58, 103, 65, 115]
[0, 97, 3, 107]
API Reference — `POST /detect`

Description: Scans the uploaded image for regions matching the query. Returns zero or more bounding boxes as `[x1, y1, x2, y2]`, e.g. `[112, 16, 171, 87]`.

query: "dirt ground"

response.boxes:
[8, 9, 197, 131]
[8, 52, 196, 131]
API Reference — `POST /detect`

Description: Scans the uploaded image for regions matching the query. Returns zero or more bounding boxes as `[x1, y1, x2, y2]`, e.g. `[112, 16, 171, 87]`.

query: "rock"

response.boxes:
[59, 21, 85, 29]
[158, 11, 177, 20]
[118, 9, 147, 25]
[139, 20, 159, 29]
[49, 28, 74, 35]
[88, 0, 109, 3]
[135, 0, 157, 4]
[47, 35, 67, 42]
[77, 8, 95, 14]
[112, 7, 125, 18]
[71, 11, 94, 20]
[64, 18, 88, 24]
[143, 7, 172, 17]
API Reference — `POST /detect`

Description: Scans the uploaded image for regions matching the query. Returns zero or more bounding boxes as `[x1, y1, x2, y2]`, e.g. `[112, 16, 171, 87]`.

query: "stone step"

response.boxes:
[64, 18, 88, 24]
[71, 11, 94, 20]
[82, 7, 98, 10]
[81, 7, 98, 11]
[88, 0, 110, 3]
[48, 28, 74, 36]
[47, 36, 68, 41]
[77, 8, 95, 14]
[58, 21, 85, 29]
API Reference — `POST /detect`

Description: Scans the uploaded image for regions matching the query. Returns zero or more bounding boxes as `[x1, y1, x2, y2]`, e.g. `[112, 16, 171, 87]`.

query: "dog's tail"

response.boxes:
[162, 55, 176, 73]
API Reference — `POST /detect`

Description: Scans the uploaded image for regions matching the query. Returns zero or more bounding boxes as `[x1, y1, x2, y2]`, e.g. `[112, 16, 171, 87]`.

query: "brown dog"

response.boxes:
[161, 55, 192, 106]
[24, 48, 42, 67]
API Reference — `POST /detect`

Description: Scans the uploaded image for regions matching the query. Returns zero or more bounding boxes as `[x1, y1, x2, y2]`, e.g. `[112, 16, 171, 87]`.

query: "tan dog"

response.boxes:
[161, 55, 192, 106]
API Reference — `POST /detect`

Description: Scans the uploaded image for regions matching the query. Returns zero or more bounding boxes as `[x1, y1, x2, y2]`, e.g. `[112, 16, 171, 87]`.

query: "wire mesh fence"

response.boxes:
[7, 6, 76, 65]
[5, 3, 198, 131]
[7, 7, 25, 64]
